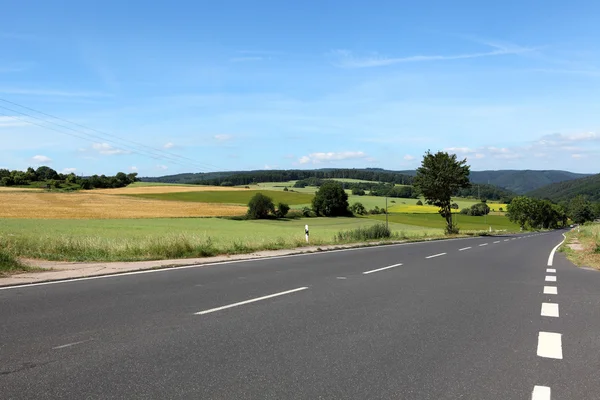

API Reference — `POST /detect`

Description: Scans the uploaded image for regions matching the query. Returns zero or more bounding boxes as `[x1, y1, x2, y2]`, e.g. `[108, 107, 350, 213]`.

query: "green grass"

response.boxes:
[0, 248, 34, 275]
[128, 181, 198, 187]
[129, 190, 314, 206]
[367, 212, 519, 231]
[0, 217, 441, 262]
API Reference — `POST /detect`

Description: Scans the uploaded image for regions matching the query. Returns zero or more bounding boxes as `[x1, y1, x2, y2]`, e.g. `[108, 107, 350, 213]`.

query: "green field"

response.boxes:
[368, 213, 519, 231]
[0, 217, 442, 262]
[130, 190, 314, 206]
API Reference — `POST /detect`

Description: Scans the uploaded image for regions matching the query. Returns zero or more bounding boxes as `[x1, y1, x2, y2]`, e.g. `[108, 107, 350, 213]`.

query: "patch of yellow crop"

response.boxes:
[92, 185, 248, 195]
[0, 192, 246, 219]
[388, 204, 440, 213]
[0, 187, 43, 192]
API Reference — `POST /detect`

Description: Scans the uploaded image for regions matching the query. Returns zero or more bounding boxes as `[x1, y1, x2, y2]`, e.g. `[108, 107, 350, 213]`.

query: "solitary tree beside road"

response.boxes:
[413, 151, 471, 234]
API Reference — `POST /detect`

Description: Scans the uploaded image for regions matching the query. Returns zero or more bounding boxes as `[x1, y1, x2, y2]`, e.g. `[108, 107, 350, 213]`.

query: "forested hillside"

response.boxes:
[526, 174, 600, 202]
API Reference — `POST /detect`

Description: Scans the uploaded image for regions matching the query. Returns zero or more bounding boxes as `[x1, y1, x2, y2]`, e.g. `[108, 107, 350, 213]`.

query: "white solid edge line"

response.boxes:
[544, 286, 558, 295]
[479, 243, 489, 247]
[425, 253, 446, 259]
[363, 263, 403, 275]
[459, 247, 471, 251]
[0, 235, 508, 291]
[541, 303, 559, 317]
[546, 268, 556, 273]
[195, 287, 308, 315]
[548, 233, 567, 266]
[545, 275, 557, 282]
[537, 331, 563, 359]
[532, 385, 551, 400]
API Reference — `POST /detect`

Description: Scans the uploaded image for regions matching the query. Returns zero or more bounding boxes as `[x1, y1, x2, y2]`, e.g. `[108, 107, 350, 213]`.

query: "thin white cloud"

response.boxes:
[331, 42, 536, 68]
[298, 151, 367, 165]
[571, 154, 585, 159]
[91, 143, 129, 155]
[0, 88, 110, 97]
[444, 147, 476, 154]
[214, 134, 233, 141]
[130, 166, 138, 172]
[0, 116, 30, 128]
[156, 164, 168, 170]
[403, 155, 415, 161]
[163, 142, 175, 149]
[230, 56, 264, 62]
[31, 155, 52, 164]
[263, 164, 276, 170]
[62, 167, 77, 173]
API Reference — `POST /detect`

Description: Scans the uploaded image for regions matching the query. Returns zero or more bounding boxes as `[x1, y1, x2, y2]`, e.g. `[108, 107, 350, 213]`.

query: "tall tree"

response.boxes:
[413, 151, 471, 234]
[312, 181, 349, 217]
[569, 195, 594, 224]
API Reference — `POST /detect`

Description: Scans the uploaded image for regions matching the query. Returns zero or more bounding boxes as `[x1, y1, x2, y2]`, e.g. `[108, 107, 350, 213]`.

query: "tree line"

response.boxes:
[507, 195, 599, 229]
[196, 169, 416, 186]
[0, 166, 138, 190]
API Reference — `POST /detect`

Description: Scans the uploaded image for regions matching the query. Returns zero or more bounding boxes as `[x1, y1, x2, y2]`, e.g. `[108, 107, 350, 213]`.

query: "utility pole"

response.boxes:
[386, 195, 389, 231]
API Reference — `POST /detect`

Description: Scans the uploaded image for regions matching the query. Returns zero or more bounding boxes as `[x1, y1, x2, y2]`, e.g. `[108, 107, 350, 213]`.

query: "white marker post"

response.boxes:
[305, 224, 309, 244]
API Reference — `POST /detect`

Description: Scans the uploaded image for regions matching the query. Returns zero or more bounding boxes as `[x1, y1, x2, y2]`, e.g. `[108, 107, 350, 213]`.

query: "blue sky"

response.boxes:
[1, 0, 599, 176]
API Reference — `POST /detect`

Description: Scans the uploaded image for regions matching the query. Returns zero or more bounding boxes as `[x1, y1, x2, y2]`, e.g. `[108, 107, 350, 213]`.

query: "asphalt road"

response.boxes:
[1, 229, 599, 399]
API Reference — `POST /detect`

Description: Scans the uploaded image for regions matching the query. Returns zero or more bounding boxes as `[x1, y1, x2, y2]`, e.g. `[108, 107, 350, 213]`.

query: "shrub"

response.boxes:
[286, 210, 303, 219]
[247, 193, 275, 219]
[301, 206, 312, 217]
[391, 200, 396, 203]
[351, 187, 365, 196]
[459, 208, 470, 215]
[220, 181, 234, 186]
[416, 200, 423, 206]
[451, 203, 459, 209]
[275, 202, 290, 218]
[445, 223, 460, 235]
[283, 187, 288, 191]
[335, 223, 392, 242]
[350, 202, 366, 215]
[369, 206, 381, 215]
[499, 207, 503, 211]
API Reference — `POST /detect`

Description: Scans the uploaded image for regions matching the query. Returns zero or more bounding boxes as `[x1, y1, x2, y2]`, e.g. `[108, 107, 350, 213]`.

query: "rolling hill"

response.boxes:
[142, 168, 591, 194]
[526, 173, 600, 202]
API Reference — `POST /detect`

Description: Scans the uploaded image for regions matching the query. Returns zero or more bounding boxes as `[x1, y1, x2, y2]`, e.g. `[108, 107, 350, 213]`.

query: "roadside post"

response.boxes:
[305, 224, 309, 244]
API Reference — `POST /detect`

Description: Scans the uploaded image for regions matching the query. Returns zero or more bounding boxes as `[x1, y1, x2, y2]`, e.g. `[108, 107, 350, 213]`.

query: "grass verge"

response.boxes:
[561, 223, 600, 269]
[0, 248, 36, 276]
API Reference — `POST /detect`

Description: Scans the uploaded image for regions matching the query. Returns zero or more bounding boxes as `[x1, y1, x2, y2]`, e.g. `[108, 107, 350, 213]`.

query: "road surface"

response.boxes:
[1, 230, 599, 399]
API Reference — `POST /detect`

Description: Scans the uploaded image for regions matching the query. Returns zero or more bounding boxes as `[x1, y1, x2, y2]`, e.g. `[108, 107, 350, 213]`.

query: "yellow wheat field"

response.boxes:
[0, 187, 43, 192]
[92, 185, 247, 195]
[0, 192, 246, 219]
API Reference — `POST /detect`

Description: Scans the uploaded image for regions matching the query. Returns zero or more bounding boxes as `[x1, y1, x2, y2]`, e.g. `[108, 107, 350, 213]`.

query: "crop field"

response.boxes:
[130, 190, 314, 206]
[0, 192, 246, 219]
[92, 184, 248, 195]
[0, 217, 442, 262]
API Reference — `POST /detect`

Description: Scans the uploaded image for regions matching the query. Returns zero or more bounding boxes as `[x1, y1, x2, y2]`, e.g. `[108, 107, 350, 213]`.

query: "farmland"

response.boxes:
[0, 217, 441, 262]
[0, 180, 518, 265]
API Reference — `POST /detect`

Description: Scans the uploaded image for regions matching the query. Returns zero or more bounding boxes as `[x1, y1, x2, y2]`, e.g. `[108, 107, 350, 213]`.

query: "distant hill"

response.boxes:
[468, 170, 591, 194]
[526, 174, 600, 202]
[141, 168, 591, 194]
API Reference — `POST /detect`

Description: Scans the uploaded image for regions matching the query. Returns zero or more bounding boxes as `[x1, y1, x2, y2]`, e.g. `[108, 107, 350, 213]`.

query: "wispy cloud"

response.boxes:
[0, 116, 30, 128]
[163, 142, 175, 149]
[31, 155, 52, 164]
[0, 88, 111, 97]
[62, 167, 77, 173]
[156, 164, 168, 170]
[214, 134, 233, 141]
[298, 151, 368, 165]
[230, 56, 264, 62]
[403, 155, 415, 161]
[129, 166, 138, 172]
[331, 42, 537, 68]
[89, 143, 129, 155]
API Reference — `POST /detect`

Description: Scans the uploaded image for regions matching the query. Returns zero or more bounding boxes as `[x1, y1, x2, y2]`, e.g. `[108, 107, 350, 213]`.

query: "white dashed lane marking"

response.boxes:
[537, 331, 563, 359]
[363, 263, 403, 275]
[459, 247, 471, 251]
[544, 286, 557, 295]
[545, 275, 557, 282]
[195, 287, 309, 315]
[479, 243, 488, 247]
[493, 240, 501, 243]
[425, 253, 446, 259]
[541, 303, 559, 318]
[532, 385, 551, 400]
[546, 268, 556, 273]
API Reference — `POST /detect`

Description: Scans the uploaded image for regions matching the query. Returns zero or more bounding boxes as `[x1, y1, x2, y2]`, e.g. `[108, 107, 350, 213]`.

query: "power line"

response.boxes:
[0, 98, 223, 172]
